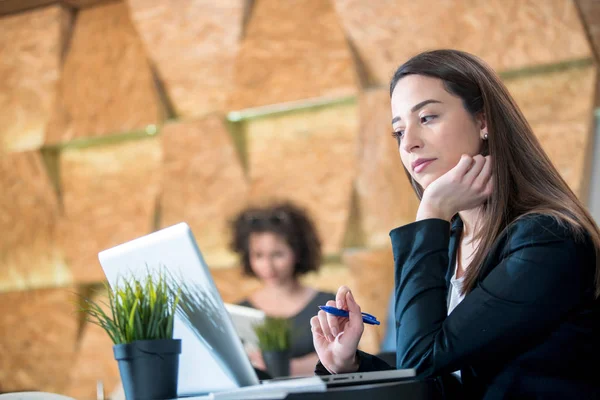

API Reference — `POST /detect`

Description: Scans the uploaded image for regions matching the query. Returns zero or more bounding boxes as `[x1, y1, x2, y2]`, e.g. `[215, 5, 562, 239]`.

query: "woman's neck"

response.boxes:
[455, 207, 484, 278]
[458, 207, 484, 238]
[251, 279, 316, 318]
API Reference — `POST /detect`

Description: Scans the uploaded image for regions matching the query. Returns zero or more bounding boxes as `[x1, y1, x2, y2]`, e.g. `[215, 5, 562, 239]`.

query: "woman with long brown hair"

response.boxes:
[310, 49, 600, 398]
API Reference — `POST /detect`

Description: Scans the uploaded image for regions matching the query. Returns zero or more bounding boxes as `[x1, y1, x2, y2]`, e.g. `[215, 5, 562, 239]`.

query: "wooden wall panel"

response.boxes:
[212, 263, 348, 305]
[0, 287, 77, 393]
[0, 0, 55, 16]
[356, 89, 420, 247]
[575, 0, 600, 65]
[46, 2, 163, 144]
[0, 151, 70, 292]
[63, 0, 113, 8]
[505, 65, 596, 196]
[58, 138, 162, 283]
[333, 0, 591, 85]
[342, 247, 394, 355]
[160, 117, 248, 268]
[0, 0, 111, 15]
[211, 266, 261, 304]
[300, 262, 351, 297]
[0, 5, 69, 152]
[65, 290, 121, 400]
[127, 0, 245, 118]
[228, 0, 358, 111]
[245, 103, 359, 255]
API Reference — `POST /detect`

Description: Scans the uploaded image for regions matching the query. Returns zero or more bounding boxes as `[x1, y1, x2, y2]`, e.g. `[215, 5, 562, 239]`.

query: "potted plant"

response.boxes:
[81, 269, 181, 400]
[253, 317, 291, 378]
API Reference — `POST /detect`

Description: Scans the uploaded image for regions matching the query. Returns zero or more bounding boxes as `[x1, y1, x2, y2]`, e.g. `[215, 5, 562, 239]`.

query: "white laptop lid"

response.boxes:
[98, 222, 260, 396]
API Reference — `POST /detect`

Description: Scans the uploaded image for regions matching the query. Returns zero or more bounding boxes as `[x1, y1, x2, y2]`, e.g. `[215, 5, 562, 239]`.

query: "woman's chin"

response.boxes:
[416, 173, 443, 190]
[416, 178, 430, 190]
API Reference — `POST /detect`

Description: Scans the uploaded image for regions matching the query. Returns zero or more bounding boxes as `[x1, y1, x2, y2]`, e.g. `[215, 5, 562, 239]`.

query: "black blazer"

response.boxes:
[316, 215, 600, 399]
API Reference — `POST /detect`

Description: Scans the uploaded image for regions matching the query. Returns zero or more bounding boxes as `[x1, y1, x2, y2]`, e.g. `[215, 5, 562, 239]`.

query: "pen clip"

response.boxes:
[319, 305, 380, 325]
[361, 312, 377, 321]
[318, 305, 346, 316]
[361, 313, 380, 325]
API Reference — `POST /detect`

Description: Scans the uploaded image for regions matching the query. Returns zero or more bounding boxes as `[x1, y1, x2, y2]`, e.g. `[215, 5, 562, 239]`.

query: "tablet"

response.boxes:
[224, 303, 266, 352]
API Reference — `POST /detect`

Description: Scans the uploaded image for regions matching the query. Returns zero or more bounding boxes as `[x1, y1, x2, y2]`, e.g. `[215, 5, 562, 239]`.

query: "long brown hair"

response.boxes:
[390, 49, 600, 297]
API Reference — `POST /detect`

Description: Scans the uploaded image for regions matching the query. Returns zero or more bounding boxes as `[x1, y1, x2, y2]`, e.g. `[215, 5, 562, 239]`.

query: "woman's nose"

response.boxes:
[401, 125, 423, 153]
[265, 258, 277, 272]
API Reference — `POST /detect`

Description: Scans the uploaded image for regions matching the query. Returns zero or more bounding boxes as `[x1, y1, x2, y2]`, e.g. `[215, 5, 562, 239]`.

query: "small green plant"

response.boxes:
[253, 317, 291, 352]
[81, 268, 180, 345]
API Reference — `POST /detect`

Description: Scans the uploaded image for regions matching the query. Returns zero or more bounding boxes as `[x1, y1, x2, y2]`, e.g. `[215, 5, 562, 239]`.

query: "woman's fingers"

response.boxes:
[325, 299, 341, 337]
[419, 153, 494, 220]
[451, 154, 475, 177]
[310, 290, 365, 375]
[454, 155, 492, 199]
[484, 173, 494, 197]
[463, 154, 486, 184]
[248, 350, 266, 370]
[311, 315, 324, 337]
[313, 286, 355, 345]
[344, 291, 364, 345]
[470, 155, 491, 189]
[318, 309, 335, 342]
[311, 316, 327, 345]
[336, 285, 351, 310]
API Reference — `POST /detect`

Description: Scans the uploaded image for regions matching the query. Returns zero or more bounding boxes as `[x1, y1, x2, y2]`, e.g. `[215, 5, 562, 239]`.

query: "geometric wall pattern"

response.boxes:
[0, 0, 599, 397]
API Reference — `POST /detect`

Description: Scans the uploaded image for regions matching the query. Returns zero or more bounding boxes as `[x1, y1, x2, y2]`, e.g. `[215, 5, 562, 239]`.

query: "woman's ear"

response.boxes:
[476, 112, 487, 130]
[476, 112, 488, 139]
[477, 112, 490, 155]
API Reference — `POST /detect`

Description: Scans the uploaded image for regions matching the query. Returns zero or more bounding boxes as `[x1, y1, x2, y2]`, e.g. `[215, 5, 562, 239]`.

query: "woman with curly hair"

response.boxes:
[230, 201, 335, 376]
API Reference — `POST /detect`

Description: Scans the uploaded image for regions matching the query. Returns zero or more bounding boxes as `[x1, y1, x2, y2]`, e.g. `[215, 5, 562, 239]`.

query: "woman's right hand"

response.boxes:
[310, 286, 364, 374]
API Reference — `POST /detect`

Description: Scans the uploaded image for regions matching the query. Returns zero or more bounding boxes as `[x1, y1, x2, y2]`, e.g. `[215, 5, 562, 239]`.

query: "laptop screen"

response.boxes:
[98, 222, 260, 396]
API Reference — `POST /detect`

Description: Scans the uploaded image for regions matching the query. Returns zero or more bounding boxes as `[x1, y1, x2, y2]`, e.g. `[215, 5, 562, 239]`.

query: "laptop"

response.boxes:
[98, 222, 416, 397]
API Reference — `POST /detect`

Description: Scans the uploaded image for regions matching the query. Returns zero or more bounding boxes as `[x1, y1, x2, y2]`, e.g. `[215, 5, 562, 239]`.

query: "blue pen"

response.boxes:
[318, 305, 381, 325]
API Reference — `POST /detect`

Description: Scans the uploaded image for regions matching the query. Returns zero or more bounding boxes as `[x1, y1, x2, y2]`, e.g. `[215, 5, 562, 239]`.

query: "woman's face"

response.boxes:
[248, 232, 296, 286]
[391, 75, 486, 189]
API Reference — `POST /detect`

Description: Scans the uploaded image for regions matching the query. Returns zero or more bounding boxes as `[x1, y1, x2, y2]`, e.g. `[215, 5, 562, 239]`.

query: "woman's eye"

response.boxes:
[421, 115, 437, 123]
[391, 130, 404, 140]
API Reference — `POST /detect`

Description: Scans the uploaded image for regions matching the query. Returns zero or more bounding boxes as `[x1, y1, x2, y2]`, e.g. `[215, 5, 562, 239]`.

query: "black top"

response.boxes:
[239, 290, 335, 358]
[316, 215, 600, 399]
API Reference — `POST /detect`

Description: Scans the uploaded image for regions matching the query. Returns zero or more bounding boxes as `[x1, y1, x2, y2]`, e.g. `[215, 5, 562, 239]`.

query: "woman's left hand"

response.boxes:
[250, 350, 319, 376]
[248, 350, 266, 371]
[418, 154, 493, 221]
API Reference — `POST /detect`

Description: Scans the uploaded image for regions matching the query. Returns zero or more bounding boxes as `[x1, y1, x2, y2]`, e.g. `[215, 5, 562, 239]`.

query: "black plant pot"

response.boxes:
[113, 338, 182, 400]
[262, 350, 290, 378]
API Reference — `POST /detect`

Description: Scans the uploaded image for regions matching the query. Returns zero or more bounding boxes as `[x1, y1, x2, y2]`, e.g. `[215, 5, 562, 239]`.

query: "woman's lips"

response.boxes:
[413, 159, 436, 173]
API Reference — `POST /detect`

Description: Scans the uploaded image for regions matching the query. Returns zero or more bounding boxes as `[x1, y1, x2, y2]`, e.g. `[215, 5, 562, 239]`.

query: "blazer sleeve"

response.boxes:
[391, 216, 592, 377]
[314, 350, 394, 375]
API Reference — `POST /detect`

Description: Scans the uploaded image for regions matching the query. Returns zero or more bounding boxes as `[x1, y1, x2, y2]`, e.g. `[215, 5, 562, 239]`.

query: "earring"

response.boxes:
[483, 133, 488, 140]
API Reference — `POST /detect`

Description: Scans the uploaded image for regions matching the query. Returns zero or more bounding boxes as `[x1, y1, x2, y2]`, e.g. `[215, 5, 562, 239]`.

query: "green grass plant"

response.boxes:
[253, 317, 291, 352]
[81, 268, 180, 345]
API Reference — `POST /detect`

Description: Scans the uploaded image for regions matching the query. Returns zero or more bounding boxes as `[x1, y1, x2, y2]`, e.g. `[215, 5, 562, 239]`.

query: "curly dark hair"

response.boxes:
[230, 201, 322, 278]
